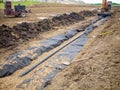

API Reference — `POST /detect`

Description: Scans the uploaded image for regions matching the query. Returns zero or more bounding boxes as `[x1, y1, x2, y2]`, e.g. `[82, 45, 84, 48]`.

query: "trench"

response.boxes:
[15, 16, 109, 90]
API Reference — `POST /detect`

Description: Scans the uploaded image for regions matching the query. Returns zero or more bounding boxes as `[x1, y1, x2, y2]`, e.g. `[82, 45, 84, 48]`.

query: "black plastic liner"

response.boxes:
[0, 29, 81, 77]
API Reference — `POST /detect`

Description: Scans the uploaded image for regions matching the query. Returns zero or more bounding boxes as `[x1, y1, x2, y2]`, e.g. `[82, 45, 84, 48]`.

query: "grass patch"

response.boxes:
[92, 3, 120, 6]
[0, 1, 43, 9]
[112, 4, 120, 6]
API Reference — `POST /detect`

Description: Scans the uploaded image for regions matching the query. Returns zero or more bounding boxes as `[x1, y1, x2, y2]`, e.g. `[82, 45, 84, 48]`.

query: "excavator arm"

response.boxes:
[102, 0, 108, 9]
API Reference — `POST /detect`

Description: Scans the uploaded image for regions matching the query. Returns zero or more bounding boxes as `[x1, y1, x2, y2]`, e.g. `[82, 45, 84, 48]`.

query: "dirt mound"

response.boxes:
[13, 22, 38, 40]
[0, 25, 18, 48]
[79, 10, 94, 17]
[52, 12, 84, 26]
[35, 19, 53, 32]
[0, 11, 94, 49]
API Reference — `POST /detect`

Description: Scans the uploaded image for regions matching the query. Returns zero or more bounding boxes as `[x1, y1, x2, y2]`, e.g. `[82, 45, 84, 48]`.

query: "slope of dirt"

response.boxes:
[44, 7, 120, 90]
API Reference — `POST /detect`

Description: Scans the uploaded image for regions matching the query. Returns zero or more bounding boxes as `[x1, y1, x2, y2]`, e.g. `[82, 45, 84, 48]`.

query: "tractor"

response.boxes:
[4, 1, 31, 17]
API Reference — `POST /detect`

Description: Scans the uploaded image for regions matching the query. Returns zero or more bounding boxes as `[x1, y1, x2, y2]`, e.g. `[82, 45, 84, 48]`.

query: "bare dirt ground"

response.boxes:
[44, 7, 120, 90]
[0, 4, 94, 26]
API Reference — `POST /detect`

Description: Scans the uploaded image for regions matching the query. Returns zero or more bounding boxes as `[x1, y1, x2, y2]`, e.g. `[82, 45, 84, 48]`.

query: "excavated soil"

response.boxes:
[0, 11, 94, 49]
[44, 7, 120, 90]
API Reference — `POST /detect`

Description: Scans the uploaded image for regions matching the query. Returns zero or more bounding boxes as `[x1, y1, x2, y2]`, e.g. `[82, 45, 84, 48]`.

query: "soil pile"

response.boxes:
[52, 12, 84, 26]
[0, 25, 18, 48]
[13, 22, 38, 40]
[35, 19, 53, 32]
[79, 10, 94, 17]
[0, 11, 94, 49]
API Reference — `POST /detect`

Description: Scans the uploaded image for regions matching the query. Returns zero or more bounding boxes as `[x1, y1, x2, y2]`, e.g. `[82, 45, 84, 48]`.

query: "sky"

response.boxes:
[77, 0, 120, 4]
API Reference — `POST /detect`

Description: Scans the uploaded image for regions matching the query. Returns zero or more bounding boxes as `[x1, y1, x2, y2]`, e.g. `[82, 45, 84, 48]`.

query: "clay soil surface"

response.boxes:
[44, 7, 120, 90]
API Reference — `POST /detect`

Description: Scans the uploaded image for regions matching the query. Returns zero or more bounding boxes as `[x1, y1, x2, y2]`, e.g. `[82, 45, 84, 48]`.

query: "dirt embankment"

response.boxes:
[44, 7, 120, 90]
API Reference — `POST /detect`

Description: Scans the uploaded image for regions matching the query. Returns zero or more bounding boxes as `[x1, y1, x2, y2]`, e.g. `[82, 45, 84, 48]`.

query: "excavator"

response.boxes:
[98, 0, 112, 17]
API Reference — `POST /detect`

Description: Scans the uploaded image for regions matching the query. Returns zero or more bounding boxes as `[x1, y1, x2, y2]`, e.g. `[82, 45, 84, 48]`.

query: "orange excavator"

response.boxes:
[98, 0, 112, 17]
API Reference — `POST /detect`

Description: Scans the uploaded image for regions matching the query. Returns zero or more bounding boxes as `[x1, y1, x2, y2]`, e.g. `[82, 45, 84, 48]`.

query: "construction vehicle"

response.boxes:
[98, 0, 112, 17]
[4, 1, 31, 17]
